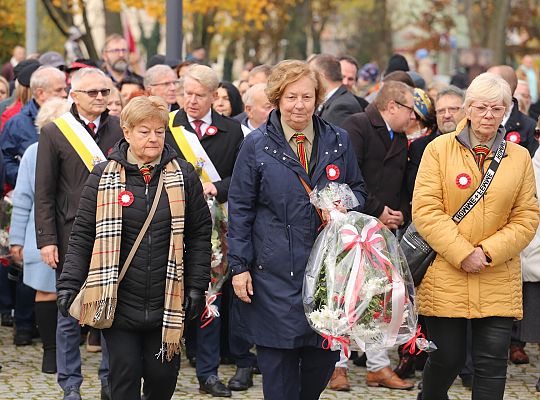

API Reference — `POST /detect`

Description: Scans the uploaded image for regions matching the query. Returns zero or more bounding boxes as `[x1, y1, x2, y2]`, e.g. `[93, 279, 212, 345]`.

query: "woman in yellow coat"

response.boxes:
[412, 72, 539, 400]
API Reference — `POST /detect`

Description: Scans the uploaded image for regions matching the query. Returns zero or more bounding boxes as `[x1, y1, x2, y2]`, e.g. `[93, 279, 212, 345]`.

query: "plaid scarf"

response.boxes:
[80, 159, 185, 361]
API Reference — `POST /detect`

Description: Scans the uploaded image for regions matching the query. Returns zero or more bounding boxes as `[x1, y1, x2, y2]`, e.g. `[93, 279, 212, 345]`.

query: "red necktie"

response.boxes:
[193, 120, 203, 140]
[140, 164, 153, 184]
[472, 145, 490, 174]
[294, 133, 309, 173]
[87, 122, 96, 136]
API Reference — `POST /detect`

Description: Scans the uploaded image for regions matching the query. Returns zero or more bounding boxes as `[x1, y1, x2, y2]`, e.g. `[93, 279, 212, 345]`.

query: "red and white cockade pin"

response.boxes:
[456, 173, 472, 189]
[506, 131, 521, 143]
[206, 126, 218, 136]
[326, 164, 340, 181]
[118, 190, 134, 207]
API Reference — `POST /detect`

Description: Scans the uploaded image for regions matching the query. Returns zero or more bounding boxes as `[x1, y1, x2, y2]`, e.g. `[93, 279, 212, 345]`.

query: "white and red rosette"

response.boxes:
[118, 190, 134, 207]
[456, 173, 471, 189]
[506, 131, 521, 143]
[326, 164, 340, 181]
[206, 125, 218, 136]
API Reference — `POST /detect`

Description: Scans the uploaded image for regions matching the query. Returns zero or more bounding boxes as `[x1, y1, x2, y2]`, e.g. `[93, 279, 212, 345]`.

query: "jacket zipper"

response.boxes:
[287, 224, 294, 278]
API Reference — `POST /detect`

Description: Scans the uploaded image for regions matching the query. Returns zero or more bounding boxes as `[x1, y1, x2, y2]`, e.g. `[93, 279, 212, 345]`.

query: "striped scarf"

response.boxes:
[80, 159, 186, 361]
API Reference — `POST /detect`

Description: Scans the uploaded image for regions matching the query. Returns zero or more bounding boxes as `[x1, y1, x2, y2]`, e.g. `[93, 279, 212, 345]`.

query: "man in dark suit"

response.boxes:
[166, 64, 245, 396]
[340, 81, 416, 391]
[339, 55, 369, 109]
[35, 67, 123, 400]
[309, 54, 363, 126]
[489, 65, 538, 157]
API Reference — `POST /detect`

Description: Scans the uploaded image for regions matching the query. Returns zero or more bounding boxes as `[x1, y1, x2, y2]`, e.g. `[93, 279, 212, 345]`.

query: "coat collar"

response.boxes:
[365, 103, 406, 159]
[70, 103, 111, 133]
[454, 118, 506, 153]
[263, 109, 346, 184]
[109, 139, 178, 171]
[22, 98, 40, 120]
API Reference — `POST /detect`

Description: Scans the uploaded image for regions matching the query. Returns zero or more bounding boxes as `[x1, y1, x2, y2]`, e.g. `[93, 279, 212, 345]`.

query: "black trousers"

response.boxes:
[103, 327, 180, 400]
[256, 345, 339, 400]
[422, 316, 513, 400]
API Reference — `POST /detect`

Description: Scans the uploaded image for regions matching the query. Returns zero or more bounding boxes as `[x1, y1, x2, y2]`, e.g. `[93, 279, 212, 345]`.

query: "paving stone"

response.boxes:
[0, 325, 538, 399]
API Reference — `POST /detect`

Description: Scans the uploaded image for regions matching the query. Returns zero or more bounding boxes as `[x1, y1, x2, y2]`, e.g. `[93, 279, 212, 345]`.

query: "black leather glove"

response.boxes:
[57, 289, 78, 317]
[184, 288, 206, 321]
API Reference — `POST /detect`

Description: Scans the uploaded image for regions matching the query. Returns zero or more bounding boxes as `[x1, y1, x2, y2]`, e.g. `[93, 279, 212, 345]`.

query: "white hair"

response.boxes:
[243, 83, 267, 106]
[70, 68, 108, 91]
[144, 65, 175, 88]
[183, 64, 219, 92]
[464, 72, 512, 113]
[35, 98, 70, 129]
[29, 66, 66, 92]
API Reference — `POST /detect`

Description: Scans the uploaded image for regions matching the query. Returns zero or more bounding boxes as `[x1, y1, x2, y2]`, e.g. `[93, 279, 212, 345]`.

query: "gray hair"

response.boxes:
[183, 64, 219, 91]
[243, 83, 267, 106]
[463, 72, 512, 113]
[70, 68, 108, 91]
[436, 85, 465, 103]
[29, 66, 66, 92]
[35, 98, 70, 129]
[144, 64, 175, 88]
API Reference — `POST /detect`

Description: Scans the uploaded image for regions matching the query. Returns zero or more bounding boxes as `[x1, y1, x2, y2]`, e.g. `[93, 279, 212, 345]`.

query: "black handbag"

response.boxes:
[400, 139, 506, 286]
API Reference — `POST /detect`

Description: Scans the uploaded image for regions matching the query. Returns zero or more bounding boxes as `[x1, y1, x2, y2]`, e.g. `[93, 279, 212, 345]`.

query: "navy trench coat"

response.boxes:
[227, 110, 367, 349]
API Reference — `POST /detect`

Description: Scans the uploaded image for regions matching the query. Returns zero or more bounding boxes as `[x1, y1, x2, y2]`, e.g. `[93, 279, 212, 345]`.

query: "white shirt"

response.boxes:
[324, 86, 340, 103]
[502, 102, 514, 128]
[78, 114, 101, 133]
[188, 109, 212, 137]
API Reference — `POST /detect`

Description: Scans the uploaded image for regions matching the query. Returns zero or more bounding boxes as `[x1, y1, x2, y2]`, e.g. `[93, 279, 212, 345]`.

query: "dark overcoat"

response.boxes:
[341, 104, 409, 218]
[319, 85, 364, 127]
[34, 105, 123, 273]
[227, 110, 367, 349]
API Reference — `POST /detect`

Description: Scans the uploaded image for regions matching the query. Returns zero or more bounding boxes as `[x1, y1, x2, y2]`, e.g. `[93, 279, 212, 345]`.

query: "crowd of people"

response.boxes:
[0, 36, 539, 400]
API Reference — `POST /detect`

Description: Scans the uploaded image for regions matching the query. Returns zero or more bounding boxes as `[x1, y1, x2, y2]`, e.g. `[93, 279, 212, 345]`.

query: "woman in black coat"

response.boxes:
[56, 96, 212, 400]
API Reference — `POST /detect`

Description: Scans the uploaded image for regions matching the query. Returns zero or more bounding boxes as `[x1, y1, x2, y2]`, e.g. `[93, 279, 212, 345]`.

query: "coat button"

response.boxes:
[273, 150, 277, 154]
[38, 229, 43, 234]
[258, 265, 263, 270]
[265, 146, 269, 150]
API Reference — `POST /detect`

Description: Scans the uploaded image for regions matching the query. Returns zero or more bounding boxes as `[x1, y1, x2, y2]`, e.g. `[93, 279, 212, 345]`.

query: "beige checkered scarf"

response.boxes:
[80, 159, 185, 361]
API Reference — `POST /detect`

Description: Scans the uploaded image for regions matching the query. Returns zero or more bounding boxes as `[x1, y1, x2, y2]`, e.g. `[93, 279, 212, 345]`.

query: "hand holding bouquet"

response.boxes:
[303, 184, 417, 353]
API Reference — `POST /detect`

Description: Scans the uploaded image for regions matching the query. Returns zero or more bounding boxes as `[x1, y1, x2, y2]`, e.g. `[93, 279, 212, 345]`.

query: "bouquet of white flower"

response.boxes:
[303, 183, 418, 353]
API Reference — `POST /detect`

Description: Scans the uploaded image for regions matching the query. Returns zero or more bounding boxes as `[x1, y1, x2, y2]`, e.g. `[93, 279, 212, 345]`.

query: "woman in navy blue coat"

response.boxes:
[227, 60, 367, 400]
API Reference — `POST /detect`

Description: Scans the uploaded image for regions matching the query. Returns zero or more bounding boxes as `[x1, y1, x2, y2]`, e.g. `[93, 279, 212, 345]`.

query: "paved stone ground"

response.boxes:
[0, 324, 539, 399]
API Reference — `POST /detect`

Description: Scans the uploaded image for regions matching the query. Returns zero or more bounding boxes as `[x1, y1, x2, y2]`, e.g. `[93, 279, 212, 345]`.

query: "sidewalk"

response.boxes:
[0, 324, 538, 399]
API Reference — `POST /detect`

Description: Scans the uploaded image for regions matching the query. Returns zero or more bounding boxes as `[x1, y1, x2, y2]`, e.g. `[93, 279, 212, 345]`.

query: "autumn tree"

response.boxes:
[0, 0, 26, 62]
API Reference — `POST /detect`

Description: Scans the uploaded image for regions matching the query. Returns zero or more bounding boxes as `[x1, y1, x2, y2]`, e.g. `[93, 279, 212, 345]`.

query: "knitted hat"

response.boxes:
[413, 88, 433, 121]
[385, 54, 409, 75]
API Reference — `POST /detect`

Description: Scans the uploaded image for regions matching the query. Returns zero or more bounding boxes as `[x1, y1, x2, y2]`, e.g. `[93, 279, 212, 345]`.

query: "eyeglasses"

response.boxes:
[470, 105, 506, 118]
[105, 48, 128, 54]
[436, 106, 462, 115]
[395, 101, 414, 113]
[74, 88, 111, 98]
[150, 80, 181, 88]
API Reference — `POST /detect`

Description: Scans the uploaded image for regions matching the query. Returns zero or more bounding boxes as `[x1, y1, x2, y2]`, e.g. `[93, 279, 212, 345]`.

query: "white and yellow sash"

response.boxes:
[168, 111, 222, 184]
[53, 112, 106, 172]
[168, 111, 227, 214]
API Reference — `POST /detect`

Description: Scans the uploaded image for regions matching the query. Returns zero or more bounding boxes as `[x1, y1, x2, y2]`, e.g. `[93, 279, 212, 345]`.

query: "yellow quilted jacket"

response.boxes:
[412, 121, 539, 319]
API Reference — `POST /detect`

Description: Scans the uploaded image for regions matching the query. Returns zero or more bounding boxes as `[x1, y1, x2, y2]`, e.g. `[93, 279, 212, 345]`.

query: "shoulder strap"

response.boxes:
[452, 139, 506, 223]
[297, 174, 324, 223]
[118, 170, 165, 283]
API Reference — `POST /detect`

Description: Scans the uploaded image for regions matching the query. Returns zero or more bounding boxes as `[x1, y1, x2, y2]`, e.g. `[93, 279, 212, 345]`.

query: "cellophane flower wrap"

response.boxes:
[303, 183, 417, 353]
[0, 193, 13, 267]
[200, 196, 230, 327]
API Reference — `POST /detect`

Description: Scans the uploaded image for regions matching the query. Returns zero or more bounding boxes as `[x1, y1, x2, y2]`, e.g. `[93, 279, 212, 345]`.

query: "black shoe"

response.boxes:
[228, 367, 253, 391]
[14, 329, 33, 346]
[461, 374, 473, 389]
[220, 356, 235, 365]
[252, 365, 261, 375]
[63, 386, 81, 400]
[42, 348, 57, 374]
[199, 375, 232, 397]
[352, 352, 367, 367]
[1, 313, 13, 327]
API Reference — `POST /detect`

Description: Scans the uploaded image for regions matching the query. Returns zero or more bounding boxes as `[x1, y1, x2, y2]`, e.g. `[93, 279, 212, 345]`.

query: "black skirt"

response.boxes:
[518, 282, 540, 343]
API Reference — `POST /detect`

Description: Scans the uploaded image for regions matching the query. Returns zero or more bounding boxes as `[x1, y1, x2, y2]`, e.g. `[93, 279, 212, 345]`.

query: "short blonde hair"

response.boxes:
[183, 64, 219, 91]
[36, 98, 70, 129]
[464, 72, 512, 112]
[120, 96, 169, 131]
[266, 60, 325, 108]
